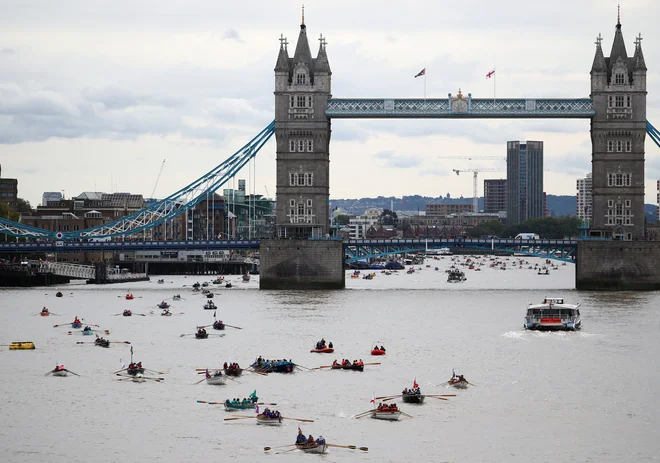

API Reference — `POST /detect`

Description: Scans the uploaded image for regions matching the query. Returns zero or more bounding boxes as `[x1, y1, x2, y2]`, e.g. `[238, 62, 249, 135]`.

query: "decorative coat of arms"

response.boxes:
[452, 89, 468, 113]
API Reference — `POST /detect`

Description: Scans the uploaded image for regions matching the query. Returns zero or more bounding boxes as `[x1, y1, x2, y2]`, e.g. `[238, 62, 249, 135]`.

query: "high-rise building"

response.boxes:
[577, 173, 593, 221]
[589, 17, 646, 240]
[506, 141, 544, 225]
[42, 192, 63, 207]
[484, 179, 507, 214]
[0, 164, 18, 209]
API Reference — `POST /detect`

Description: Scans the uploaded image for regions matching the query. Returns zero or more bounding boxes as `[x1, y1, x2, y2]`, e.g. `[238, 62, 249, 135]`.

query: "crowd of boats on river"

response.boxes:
[19, 252, 582, 455]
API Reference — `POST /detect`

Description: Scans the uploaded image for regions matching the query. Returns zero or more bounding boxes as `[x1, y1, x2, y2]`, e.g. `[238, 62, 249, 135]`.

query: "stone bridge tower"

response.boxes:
[274, 13, 332, 239]
[589, 12, 647, 240]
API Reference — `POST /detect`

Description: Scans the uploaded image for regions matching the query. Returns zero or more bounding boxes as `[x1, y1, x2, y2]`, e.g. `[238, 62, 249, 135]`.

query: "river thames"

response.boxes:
[1, 255, 658, 462]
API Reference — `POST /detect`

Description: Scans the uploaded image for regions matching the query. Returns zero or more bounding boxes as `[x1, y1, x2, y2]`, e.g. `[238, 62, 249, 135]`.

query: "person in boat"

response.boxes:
[380, 345, 386, 351]
[307, 435, 315, 445]
[42, 307, 49, 313]
[84, 326, 91, 331]
[403, 387, 409, 394]
[316, 436, 325, 445]
[197, 328, 206, 335]
[296, 429, 307, 444]
[332, 359, 338, 366]
[358, 359, 364, 366]
[328, 341, 333, 348]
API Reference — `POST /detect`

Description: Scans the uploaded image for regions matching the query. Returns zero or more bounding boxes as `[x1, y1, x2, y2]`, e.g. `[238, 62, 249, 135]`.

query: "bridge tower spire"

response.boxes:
[589, 12, 647, 240]
[274, 13, 332, 239]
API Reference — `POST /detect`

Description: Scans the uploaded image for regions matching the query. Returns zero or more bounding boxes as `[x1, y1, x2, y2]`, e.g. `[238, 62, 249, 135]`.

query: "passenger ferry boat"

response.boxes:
[524, 297, 581, 331]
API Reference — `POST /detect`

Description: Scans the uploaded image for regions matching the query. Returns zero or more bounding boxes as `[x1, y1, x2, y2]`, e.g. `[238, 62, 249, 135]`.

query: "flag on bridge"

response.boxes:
[414, 68, 426, 78]
[486, 68, 495, 79]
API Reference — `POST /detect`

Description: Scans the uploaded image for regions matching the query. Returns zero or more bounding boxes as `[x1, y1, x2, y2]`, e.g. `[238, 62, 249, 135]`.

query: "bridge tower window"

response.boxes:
[296, 73, 306, 85]
[290, 96, 295, 108]
[615, 96, 624, 108]
[296, 96, 306, 108]
[307, 140, 314, 152]
[615, 73, 625, 85]
[289, 140, 296, 152]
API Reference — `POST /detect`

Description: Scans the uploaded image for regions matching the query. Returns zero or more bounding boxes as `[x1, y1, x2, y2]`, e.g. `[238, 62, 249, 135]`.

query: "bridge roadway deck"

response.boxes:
[0, 238, 577, 253]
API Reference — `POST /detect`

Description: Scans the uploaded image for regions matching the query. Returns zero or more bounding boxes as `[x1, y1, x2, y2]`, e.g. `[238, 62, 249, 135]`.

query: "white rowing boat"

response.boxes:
[296, 443, 328, 454]
[132, 373, 146, 383]
[256, 414, 282, 426]
[370, 409, 401, 421]
[52, 369, 68, 377]
[205, 372, 226, 385]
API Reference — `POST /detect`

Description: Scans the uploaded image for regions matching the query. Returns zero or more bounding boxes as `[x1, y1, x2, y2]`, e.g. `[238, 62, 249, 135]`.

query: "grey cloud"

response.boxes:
[223, 29, 243, 42]
[83, 86, 181, 110]
[373, 150, 421, 168]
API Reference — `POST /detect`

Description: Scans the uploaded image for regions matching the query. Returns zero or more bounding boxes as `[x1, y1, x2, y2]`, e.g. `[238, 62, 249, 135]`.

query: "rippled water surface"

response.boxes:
[1, 256, 658, 463]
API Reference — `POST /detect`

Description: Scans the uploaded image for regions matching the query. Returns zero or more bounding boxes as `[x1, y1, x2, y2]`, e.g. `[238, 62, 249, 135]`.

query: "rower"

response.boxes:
[307, 435, 315, 444]
[328, 341, 333, 348]
[296, 429, 306, 443]
[316, 435, 325, 445]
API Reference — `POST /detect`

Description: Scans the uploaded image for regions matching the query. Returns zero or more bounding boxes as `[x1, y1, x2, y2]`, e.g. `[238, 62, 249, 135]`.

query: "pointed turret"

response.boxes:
[633, 36, 647, 71]
[314, 34, 331, 74]
[609, 13, 628, 69]
[590, 34, 607, 74]
[275, 36, 290, 73]
[293, 24, 313, 70]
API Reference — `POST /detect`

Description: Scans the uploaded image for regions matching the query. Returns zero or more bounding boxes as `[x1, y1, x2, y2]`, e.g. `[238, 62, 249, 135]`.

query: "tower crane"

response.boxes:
[453, 168, 506, 213]
[150, 159, 167, 199]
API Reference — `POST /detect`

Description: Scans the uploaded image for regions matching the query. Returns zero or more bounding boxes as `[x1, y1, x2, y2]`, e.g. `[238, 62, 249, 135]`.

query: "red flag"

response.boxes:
[413, 378, 419, 388]
[414, 68, 426, 78]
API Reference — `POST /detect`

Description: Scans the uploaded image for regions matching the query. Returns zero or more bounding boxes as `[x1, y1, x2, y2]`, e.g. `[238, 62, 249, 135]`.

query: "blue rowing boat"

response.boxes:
[71, 322, 82, 329]
[82, 329, 94, 336]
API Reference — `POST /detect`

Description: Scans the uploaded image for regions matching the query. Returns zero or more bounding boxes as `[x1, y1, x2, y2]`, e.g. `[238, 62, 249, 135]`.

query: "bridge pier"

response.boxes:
[259, 239, 345, 290]
[576, 241, 660, 290]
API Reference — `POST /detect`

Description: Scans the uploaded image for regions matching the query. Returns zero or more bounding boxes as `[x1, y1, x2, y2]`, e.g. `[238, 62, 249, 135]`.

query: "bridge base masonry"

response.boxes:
[259, 240, 345, 290]
[576, 241, 660, 290]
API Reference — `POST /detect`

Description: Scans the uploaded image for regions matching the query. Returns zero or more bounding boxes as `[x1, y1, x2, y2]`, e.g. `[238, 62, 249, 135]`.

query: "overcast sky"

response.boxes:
[1, 0, 659, 207]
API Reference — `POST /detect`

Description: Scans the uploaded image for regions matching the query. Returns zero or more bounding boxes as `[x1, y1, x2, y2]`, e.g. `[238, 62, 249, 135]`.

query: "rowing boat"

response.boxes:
[370, 409, 401, 421]
[56, 292, 63, 297]
[206, 372, 226, 385]
[256, 414, 282, 426]
[213, 321, 225, 330]
[371, 349, 386, 356]
[82, 328, 94, 336]
[310, 347, 334, 353]
[296, 443, 328, 454]
[402, 392, 425, 404]
[448, 378, 469, 389]
[51, 369, 68, 377]
[195, 332, 209, 339]
[224, 366, 242, 377]
[223, 401, 256, 411]
[40, 311, 50, 316]
[71, 322, 82, 329]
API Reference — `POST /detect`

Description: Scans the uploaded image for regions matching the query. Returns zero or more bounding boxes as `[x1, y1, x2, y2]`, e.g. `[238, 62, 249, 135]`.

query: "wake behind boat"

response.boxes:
[524, 297, 581, 331]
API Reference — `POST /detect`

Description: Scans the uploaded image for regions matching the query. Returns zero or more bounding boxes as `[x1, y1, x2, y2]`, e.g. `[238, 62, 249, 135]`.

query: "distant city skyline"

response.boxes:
[1, 1, 659, 208]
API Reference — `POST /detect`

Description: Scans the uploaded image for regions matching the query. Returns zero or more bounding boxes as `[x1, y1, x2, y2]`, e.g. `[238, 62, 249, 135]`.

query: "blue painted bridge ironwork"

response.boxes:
[0, 238, 578, 263]
[325, 97, 596, 118]
[343, 238, 577, 263]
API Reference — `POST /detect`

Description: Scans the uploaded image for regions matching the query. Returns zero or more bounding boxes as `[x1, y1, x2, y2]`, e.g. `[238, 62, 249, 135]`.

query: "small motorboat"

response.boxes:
[296, 443, 328, 454]
[126, 364, 145, 376]
[202, 282, 209, 287]
[172, 295, 181, 300]
[402, 391, 425, 404]
[212, 278, 224, 284]
[205, 371, 226, 385]
[55, 292, 63, 298]
[125, 294, 134, 300]
[256, 413, 282, 426]
[123, 310, 132, 317]
[310, 347, 334, 353]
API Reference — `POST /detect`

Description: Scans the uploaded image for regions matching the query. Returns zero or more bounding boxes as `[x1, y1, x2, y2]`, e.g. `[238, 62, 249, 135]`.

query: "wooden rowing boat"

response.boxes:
[51, 369, 68, 377]
[256, 414, 282, 426]
[223, 401, 256, 411]
[296, 443, 328, 454]
[370, 409, 401, 421]
[205, 372, 226, 385]
[448, 378, 469, 389]
[224, 366, 242, 376]
[195, 332, 209, 339]
[310, 347, 334, 353]
[402, 392, 425, 404]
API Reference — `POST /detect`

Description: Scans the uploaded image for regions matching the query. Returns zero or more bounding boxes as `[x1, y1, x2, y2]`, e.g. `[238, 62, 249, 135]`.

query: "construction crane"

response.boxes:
[150, 159, 166, 199]
[453, 168, 506, 213]
[438, 155, 506, 161]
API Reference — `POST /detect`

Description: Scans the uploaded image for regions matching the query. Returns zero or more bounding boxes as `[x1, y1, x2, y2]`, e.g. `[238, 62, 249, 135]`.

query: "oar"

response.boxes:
[313, 365, 333, 370]
[400, 411, 414, 418]
[426, 394, 456, 397]
[282, 416, 314, 422]
[275, 448, 298, 455]
[224, 417, 254, 421]
[109, 341, 132, 344]
[355, 412, 373, 420]
[376, 395, 400, 400]
[195, 368, 224, 371]
[144, 368, 167, 375]
[467, 382, 477, 386]
[53, 323, 75, 328]
[224, 324, 242, 329]
[327, 444, 368, 451]
[44, 371, 53, 376]
[425, 396, 448, 401]
[193, 377, 207, 385]
[197, 324, 214, 329]
[363, 362, 381, 366]
[64, 369, 81, 377]
[264, 444, 296, 451]
[354, 408, 375, 417]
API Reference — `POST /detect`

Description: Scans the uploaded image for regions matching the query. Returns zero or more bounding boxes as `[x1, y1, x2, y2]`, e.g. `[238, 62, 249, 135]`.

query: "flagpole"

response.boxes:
[493, 66, 496, 102]
[424, 69, 427, 102]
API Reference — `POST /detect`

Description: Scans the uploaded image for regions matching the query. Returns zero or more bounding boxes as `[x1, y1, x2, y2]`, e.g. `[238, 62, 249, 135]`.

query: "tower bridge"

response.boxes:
[1, 10, 659, 289]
